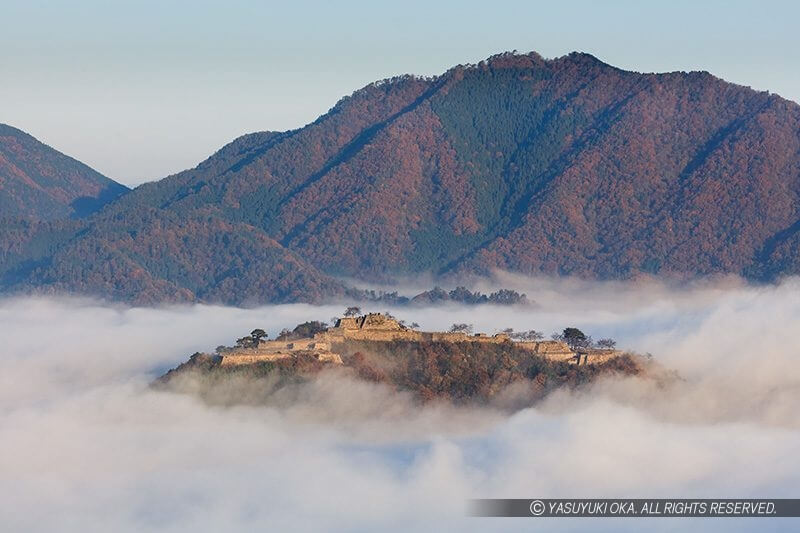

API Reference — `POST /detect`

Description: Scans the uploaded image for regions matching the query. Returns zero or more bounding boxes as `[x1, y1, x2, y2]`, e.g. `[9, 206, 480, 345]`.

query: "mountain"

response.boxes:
[2, 51, 800, 303]
[0, 124, 129, 220]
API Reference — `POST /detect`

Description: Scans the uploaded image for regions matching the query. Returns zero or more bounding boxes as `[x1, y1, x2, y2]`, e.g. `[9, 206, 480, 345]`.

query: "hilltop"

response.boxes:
[0, 124, 128, 220]
[157, 312, 645, 406]
[3, 51, 800, 303]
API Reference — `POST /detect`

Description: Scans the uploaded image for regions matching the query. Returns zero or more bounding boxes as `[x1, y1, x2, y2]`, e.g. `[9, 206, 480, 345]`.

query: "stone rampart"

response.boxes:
[574, 349, 621, 365]
[516, 340, 576, 361]
[219, 314, 619, 368]
[219, 338, 340, 366]
[220, 352, 292, 366]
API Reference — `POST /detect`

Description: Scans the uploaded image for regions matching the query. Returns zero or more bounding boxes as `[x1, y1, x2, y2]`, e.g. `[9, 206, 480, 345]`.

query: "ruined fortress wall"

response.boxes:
[576, 350, 621, 365]
[280, 339, 329, 351]
[219, 338, 340, 366]
[516, 340, 576, 361]
[361, 315, 403, 331]
[219, 314, 619, 369]
[220, 353, 291, 366]
[536, 340, 573, 353]
[219, 316, 618, 368]
[220, 347, 265, 357]
[321, 330, 513, 344]
[344, 329, 423, 342]
[516, 340, 572, 352]
[514, 342, 621, 365]
[336, 317, 359, 329]
[318, 329, 422, 343]
[242, 339, 330, 352]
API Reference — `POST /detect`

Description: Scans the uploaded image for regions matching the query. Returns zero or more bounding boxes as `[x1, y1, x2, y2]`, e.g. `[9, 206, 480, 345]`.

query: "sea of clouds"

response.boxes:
[2, 276, 800, 532]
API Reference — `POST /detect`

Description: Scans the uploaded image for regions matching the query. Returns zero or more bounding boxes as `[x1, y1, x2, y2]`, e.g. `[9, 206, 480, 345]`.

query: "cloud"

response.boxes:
[1, 279, 800, 532]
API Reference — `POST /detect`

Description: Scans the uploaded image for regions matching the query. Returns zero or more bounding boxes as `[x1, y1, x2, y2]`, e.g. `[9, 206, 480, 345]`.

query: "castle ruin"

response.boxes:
[218, 312, 619, 367]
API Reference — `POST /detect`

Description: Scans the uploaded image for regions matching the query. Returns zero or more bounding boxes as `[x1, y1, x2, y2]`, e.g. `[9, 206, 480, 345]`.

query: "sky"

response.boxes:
[2, 0, 799, 186]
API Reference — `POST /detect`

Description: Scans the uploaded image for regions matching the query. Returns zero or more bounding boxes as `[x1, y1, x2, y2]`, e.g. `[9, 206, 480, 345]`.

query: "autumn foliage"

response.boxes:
[3, 52, 800, 303]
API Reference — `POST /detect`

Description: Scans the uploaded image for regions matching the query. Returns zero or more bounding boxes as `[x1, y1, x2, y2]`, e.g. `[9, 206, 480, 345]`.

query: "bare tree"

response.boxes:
[518, 330, 544, 341]
[596, 338, 617, 349]
[344, 306, 361, 317]
[449, 323, 473, 334]
[504, 328, 543, 341]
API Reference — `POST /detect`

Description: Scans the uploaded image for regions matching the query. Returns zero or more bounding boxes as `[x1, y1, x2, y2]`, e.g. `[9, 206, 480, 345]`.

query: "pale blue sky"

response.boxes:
[2, 0, 798, 185]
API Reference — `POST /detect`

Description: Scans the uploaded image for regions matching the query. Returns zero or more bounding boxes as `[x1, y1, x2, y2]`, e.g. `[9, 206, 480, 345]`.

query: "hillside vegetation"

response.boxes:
[157, 338, 642, 407]
[0, 124, 128, 220]
[3, 51, 800, 303]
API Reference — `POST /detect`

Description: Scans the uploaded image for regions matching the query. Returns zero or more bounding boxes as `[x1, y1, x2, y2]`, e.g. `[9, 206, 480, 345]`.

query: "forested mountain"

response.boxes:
[2, 51, 800, 304]
[0, 124, 128, 220]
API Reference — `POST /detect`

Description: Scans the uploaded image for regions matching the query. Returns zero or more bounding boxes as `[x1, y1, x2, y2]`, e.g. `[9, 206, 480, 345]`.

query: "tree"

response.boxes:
[286, 321, 328, 340]
[562, 327, 591, 350]
[449, 323, 473, 334]
[344, 306, 361, 317]
[250, 329, 267, 343]
[596, 338, 617, 349]
[519, 330, 544, 341]
[505, 328, 543, 341]
[449, 286, 487, 304]
[234, 328, 268, 349]
[235, 336, 255, 349]
[488, 289, 529, 306]
[410, 322, 420, 329]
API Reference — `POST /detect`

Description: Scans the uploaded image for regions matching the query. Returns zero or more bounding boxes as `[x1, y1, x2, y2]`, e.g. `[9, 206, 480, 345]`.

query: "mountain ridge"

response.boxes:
[2, 51, 799, 303]
[0, 123, 129, 220]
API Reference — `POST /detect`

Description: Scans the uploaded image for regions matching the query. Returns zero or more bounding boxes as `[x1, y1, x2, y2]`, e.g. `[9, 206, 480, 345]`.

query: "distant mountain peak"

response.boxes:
[0, 123, 128, 220]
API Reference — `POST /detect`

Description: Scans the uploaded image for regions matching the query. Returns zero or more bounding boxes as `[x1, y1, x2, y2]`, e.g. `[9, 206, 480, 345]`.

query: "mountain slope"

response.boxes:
[0, 124, 129, 220]
[2, 51, 800, 303]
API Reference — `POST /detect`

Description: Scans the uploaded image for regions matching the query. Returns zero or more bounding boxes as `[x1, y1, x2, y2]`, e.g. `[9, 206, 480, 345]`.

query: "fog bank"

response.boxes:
[2, 278, 800, 531]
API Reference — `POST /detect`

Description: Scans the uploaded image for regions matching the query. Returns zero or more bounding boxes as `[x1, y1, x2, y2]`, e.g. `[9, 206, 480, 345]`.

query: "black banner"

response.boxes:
[469, 499, 800, 518]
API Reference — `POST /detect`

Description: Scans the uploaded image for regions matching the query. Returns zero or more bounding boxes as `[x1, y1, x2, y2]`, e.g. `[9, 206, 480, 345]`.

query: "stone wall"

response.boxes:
[516, 340, 576, 361]
[260, 339, 329, 352]
[319, 328, 512, 344]
[574, 349, 621, 365]
[219, 314, 618, 368]
[336, 317, 359, 329]
[220, 352, 292, 366]
[219, 339, 340, 366]
[335, 313, 404, 331]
